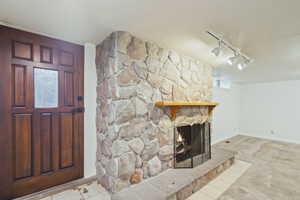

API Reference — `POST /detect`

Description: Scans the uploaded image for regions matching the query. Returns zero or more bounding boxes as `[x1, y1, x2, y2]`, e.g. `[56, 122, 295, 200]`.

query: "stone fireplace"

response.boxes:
[95, 31, 213, 193]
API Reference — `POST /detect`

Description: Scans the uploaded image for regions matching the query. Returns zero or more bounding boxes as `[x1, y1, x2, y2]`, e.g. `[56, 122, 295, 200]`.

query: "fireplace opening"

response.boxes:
[174, 122, 211, 168]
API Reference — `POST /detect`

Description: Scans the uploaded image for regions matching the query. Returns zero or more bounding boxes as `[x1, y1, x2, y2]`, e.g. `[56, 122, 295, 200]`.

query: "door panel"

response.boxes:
[60, 51, 74, 67]
[60, 112, 74, 168]
[40, 113, 53, 173]
[0, 25, 84, 199]
[40, 46, 53, 64]
[64, 72, 74, 106]
[12, 65, 27, 107]
[14, 114, 33, 180]
[12, 41, 33, 61]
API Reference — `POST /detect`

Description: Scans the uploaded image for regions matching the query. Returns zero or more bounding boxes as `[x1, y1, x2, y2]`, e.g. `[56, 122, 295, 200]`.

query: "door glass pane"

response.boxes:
[34, 68, 58, 108]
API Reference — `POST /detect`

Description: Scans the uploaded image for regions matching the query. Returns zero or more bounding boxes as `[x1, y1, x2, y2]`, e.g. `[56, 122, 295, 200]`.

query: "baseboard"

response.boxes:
[238, 132, 300, 145]
[211, 134, 239, 145]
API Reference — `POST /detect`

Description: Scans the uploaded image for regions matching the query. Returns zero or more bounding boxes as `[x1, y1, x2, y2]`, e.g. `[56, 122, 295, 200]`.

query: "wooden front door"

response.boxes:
[0, 26, 84, 199]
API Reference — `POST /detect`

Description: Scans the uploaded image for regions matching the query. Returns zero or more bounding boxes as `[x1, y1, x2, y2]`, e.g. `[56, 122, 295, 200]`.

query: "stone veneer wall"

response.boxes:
[95, 31, 213, 193]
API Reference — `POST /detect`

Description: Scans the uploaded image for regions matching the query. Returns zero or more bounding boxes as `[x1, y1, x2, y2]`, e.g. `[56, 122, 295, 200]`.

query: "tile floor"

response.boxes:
[187, 160, 251, 200]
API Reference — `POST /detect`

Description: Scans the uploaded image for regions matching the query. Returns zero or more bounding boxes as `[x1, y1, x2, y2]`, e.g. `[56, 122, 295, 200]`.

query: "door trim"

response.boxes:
[0, 25, 14, 199]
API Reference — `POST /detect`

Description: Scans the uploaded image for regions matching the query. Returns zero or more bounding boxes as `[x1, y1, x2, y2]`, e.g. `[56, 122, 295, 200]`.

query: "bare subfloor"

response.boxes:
[214, 135, 300, 200]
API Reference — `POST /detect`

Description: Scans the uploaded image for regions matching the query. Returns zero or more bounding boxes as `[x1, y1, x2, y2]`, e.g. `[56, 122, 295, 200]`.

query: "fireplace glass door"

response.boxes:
[174, 122, 211, 168]
[175, 125, 193, 168]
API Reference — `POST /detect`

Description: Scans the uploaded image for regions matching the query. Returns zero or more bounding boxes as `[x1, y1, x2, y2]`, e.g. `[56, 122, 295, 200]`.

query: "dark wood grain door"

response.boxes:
[0, 26, 84, 199]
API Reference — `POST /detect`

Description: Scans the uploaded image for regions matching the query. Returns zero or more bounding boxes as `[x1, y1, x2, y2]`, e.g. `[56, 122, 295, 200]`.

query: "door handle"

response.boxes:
[77, 96, 84, 101]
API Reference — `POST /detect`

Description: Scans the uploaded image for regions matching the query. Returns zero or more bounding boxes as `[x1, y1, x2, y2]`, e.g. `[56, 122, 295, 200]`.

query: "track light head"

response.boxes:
[211, 47, 221, 56]
[211, 40, 222, 57]
[237, 57, 250, 70]
[228, 55, 238, 65]
[237, 63, 245, 70]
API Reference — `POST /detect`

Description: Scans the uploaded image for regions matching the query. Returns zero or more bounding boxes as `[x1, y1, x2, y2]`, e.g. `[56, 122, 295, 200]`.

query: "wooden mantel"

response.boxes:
[155, 101, 219, 121]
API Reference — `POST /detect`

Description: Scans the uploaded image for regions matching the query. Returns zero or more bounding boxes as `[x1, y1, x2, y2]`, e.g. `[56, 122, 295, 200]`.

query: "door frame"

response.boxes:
[0, 25, 85, 199]
[0, 25, 14, 200]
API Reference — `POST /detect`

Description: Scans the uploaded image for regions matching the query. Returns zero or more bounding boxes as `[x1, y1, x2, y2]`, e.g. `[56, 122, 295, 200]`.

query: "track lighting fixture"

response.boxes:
[237, 63, 245, 70]
[207, 31, 252, 70]
[228, 54, 239, 65]
[237, 57, 250, 70]
[211, 40, 222, 57]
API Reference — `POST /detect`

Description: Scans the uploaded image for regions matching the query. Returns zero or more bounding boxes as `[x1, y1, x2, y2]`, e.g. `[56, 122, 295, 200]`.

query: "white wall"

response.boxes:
[212, 80, 300, 145]
[239, 80, 300, 144]
[212, 85, 241, 144]
[84, 43, 97, 178]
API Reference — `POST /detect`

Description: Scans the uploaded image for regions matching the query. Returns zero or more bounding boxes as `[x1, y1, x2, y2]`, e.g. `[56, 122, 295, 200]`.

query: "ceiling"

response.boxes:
[1, 0, 300, 84]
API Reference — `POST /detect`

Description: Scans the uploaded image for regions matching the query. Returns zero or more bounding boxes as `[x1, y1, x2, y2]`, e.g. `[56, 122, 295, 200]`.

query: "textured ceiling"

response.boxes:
[1, 0, 300, 83]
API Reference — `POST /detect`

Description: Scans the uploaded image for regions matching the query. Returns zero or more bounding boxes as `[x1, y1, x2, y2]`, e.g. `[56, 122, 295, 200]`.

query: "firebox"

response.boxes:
[174, 122, 211, 168]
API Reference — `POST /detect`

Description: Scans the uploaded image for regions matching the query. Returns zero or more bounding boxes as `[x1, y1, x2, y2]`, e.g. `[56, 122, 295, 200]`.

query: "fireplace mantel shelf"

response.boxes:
[155, 101, 219, 120]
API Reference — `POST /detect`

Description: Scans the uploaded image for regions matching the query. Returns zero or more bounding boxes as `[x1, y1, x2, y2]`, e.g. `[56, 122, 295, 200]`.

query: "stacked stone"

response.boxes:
[95, 31, 213, 193]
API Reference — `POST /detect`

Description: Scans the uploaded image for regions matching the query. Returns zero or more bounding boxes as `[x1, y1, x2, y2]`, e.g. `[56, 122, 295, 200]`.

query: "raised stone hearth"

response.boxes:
[96, 31, 213, 192]
[112, 147, 235, 200]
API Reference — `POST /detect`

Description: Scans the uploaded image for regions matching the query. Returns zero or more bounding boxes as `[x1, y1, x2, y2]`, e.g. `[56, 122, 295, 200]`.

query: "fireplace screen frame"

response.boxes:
[173, 122, 211, 169]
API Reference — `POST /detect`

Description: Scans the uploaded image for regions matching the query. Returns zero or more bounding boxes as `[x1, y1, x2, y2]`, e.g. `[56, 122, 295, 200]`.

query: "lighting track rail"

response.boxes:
[207, 30, 253, 70]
